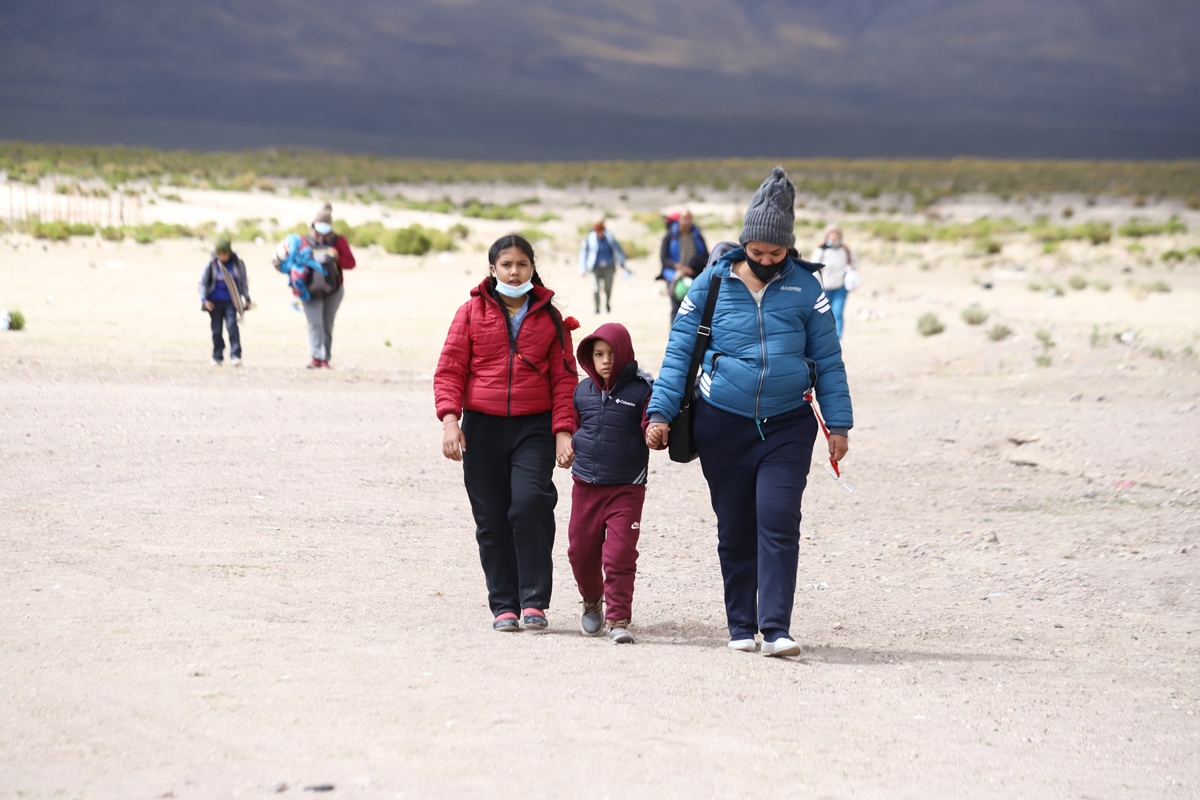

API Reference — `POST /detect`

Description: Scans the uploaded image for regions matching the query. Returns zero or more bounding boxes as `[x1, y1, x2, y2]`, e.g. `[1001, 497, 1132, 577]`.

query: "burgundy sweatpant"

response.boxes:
[567, 481, 645, 622]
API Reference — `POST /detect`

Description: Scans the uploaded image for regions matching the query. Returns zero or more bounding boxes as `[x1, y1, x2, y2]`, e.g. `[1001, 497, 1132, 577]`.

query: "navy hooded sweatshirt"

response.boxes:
[571, 323, 654, 486]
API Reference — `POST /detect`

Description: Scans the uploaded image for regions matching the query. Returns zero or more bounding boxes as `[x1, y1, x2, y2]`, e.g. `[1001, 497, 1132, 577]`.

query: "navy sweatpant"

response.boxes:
[694, 398, 818, 642]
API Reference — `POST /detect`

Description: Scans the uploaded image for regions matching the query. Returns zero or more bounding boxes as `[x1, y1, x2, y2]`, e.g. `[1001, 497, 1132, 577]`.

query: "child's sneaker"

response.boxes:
[580, 599, 604, 636]
[210, 359, 222, 367]
[493, 612, 520, 632]
[606, 620, 634, 644]
[760, 637, 801, 657]
[727, 638, 758, 653]
[306, 358, 322, 369]
[522, 608, 548, 632]
[231, 357, 242, 367]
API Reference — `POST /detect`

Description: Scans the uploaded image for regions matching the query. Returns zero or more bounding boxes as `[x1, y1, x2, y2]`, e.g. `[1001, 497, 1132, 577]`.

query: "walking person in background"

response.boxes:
[435, 234, 580, 633]
[657, 210, 709, 322]
[646, 167, 853, 658]
[272, 203, 356, 369]
[810, 224, 857, 339]
[198, 237, 251, 367]
[578, 220, 629, 314]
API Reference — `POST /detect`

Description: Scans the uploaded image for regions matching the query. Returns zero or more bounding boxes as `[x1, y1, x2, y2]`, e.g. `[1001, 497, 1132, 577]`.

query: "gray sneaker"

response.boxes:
[607, 620, 634, 644]
[580, 599, 604, 636]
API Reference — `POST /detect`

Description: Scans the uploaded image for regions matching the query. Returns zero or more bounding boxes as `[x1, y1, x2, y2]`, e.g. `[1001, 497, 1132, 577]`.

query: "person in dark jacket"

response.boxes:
[658, 210, 709, 322]
[646, 167, 853, 658]
[434, 234, 580, 633]
[568, 322, 653, 645]
[198, 237, 251, 366]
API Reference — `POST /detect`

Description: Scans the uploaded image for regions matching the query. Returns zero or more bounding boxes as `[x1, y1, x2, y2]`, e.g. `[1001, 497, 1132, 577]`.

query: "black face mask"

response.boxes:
[745, 252, 786, 283]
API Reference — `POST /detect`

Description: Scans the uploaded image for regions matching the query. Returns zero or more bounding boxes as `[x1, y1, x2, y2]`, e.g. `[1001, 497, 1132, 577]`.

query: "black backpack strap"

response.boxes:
[680, 275, 722, 412]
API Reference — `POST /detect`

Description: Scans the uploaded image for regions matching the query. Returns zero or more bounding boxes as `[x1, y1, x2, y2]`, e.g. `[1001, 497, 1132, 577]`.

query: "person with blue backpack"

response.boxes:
[645, 167, 853, 658]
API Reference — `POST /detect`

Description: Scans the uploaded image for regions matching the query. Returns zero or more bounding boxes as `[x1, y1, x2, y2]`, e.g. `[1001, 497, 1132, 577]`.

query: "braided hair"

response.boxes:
[487, 234, 573, 373]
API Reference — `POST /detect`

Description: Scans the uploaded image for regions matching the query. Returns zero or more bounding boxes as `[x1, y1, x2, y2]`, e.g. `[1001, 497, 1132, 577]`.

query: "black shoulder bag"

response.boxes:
[668, 276, 722, 463]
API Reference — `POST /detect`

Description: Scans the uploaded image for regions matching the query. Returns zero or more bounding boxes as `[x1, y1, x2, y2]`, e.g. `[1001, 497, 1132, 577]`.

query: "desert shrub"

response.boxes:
[232, 218, 264, 241]
[1027, 281, 1044, 292]
[126, 221, 195, 243]
[917, 312, 945, 337]
[69, 223, 94, 236]
[345, 221, 387, 247]
[31, 220, 71, 241]
[1161, 249, 1186, 262]
[382, 224, 455, 255]
[1034, 355, 1053, 367]
[460, 199, 530, 221]
[1062, 207, 1074, 218]
[987, 324, 1013, 341]
[100, 226, 124, 241]
[961, 305, 989, 325]
[1030, 221, 1112, 245]
[1146, 280, 1171, 293]
[1089, 326, 1104, 348]
[1118, 216, 1187, 238]
[623, 240, 651, 259]
[519, 227, 551, 243]
[448, 223, 470, 240]
[1041, 242, 1058, 254]
[162, 192, 183, 202]
[6, 309, 25, 330]
[1092, 278, 1112, 291]
[1150, 346, 1166, 359]
[1043, 282, 1065, 297]
[1034, 328, 1055, 366]
[1067, 274, 1088, 290]
[978, 238, 1003, 255]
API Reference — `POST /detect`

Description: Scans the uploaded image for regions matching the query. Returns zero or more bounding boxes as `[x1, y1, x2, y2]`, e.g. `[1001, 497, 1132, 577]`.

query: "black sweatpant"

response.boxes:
[461, 410, 558, 616]
[694, 398, 818, 642]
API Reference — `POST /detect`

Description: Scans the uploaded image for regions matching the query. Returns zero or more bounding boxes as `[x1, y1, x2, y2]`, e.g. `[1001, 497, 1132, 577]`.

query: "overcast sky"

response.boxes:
[1, 0, 1197, 159]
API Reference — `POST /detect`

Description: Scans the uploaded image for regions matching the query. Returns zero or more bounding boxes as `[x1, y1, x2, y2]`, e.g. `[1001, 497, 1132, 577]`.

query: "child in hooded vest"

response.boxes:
[568, 322, 654, 644]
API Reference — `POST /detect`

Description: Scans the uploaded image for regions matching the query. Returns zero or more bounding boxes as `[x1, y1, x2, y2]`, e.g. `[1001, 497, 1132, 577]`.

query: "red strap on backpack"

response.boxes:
[805, 392, 840, 478]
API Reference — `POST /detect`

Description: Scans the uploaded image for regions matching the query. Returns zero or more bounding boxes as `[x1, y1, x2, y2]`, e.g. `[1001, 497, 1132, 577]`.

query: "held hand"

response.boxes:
[645, 422, 670, 450]
[203, 301, 214, 311]
[555, 431, 575, 469]
[442, 417, 466, 461]
[243, 300, 252, 310]
[828, 434, 849, 463]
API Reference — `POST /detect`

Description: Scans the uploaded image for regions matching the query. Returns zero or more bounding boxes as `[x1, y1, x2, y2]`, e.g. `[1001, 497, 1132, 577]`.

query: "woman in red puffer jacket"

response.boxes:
[434, 234, 580, 633]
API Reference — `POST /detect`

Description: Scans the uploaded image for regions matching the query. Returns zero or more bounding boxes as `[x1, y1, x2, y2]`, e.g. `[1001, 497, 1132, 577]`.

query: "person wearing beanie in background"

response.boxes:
[578, 220, 629, 314]
[198, 237, 251, 367]
[810, 224, 857, 339]
[271, 203, 357, 368]
[568, 322, 653, 644]
[646, 167, 853, 657]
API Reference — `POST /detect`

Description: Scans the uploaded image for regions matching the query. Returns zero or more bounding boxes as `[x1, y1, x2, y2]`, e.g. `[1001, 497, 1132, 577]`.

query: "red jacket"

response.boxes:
[435, 279, 579, 434]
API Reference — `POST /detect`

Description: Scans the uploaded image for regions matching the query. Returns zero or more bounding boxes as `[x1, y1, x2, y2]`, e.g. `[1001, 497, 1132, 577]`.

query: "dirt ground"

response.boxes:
[2, 204, 1199, 799]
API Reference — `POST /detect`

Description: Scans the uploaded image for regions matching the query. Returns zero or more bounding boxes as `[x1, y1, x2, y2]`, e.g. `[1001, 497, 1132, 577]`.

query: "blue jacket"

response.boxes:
[579, 230, 627, 274]
[647, 247, 853, 433]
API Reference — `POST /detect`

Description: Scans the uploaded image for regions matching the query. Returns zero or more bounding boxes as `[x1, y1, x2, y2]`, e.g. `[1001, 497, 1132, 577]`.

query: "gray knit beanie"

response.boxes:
[739, 166, 796, 250]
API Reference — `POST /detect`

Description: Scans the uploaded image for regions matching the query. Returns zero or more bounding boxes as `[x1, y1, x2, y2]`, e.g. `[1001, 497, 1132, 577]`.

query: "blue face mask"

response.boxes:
[314, 222, 333, 235]
[494, 278, 533, 298]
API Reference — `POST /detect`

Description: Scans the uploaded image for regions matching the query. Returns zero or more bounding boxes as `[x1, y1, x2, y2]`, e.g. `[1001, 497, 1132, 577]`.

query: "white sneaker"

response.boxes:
[231, 357, 242, 367]
[210, 359, 222, 367]
[727, 638, 758, 653]
[761, 637, 801, 657]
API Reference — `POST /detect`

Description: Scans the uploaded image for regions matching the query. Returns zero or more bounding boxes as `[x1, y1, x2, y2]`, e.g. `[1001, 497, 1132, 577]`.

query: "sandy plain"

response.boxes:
[1, 188, 1199, 799]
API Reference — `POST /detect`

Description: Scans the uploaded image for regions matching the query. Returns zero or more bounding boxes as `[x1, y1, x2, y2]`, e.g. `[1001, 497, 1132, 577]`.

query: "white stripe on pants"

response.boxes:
[302, 285, 344, 361]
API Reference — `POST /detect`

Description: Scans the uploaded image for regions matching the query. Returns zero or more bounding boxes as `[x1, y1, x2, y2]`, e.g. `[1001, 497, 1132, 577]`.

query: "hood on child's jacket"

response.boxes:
[577, 322, 635, 390]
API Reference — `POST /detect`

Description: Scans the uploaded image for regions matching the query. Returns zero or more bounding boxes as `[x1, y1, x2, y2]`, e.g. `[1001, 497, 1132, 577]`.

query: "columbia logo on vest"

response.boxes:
[613, 397, 636, 407]
[779, 286, 802, 293]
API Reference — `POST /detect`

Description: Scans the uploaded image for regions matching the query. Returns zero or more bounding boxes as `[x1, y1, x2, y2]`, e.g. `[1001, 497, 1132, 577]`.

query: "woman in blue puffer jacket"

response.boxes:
[646, 166, 853, 658]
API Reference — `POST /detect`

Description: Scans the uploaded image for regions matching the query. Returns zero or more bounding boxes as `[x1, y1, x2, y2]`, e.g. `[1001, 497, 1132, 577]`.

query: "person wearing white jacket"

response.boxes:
[578, 220, 629, 314]
[810, 224, 857, 339]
